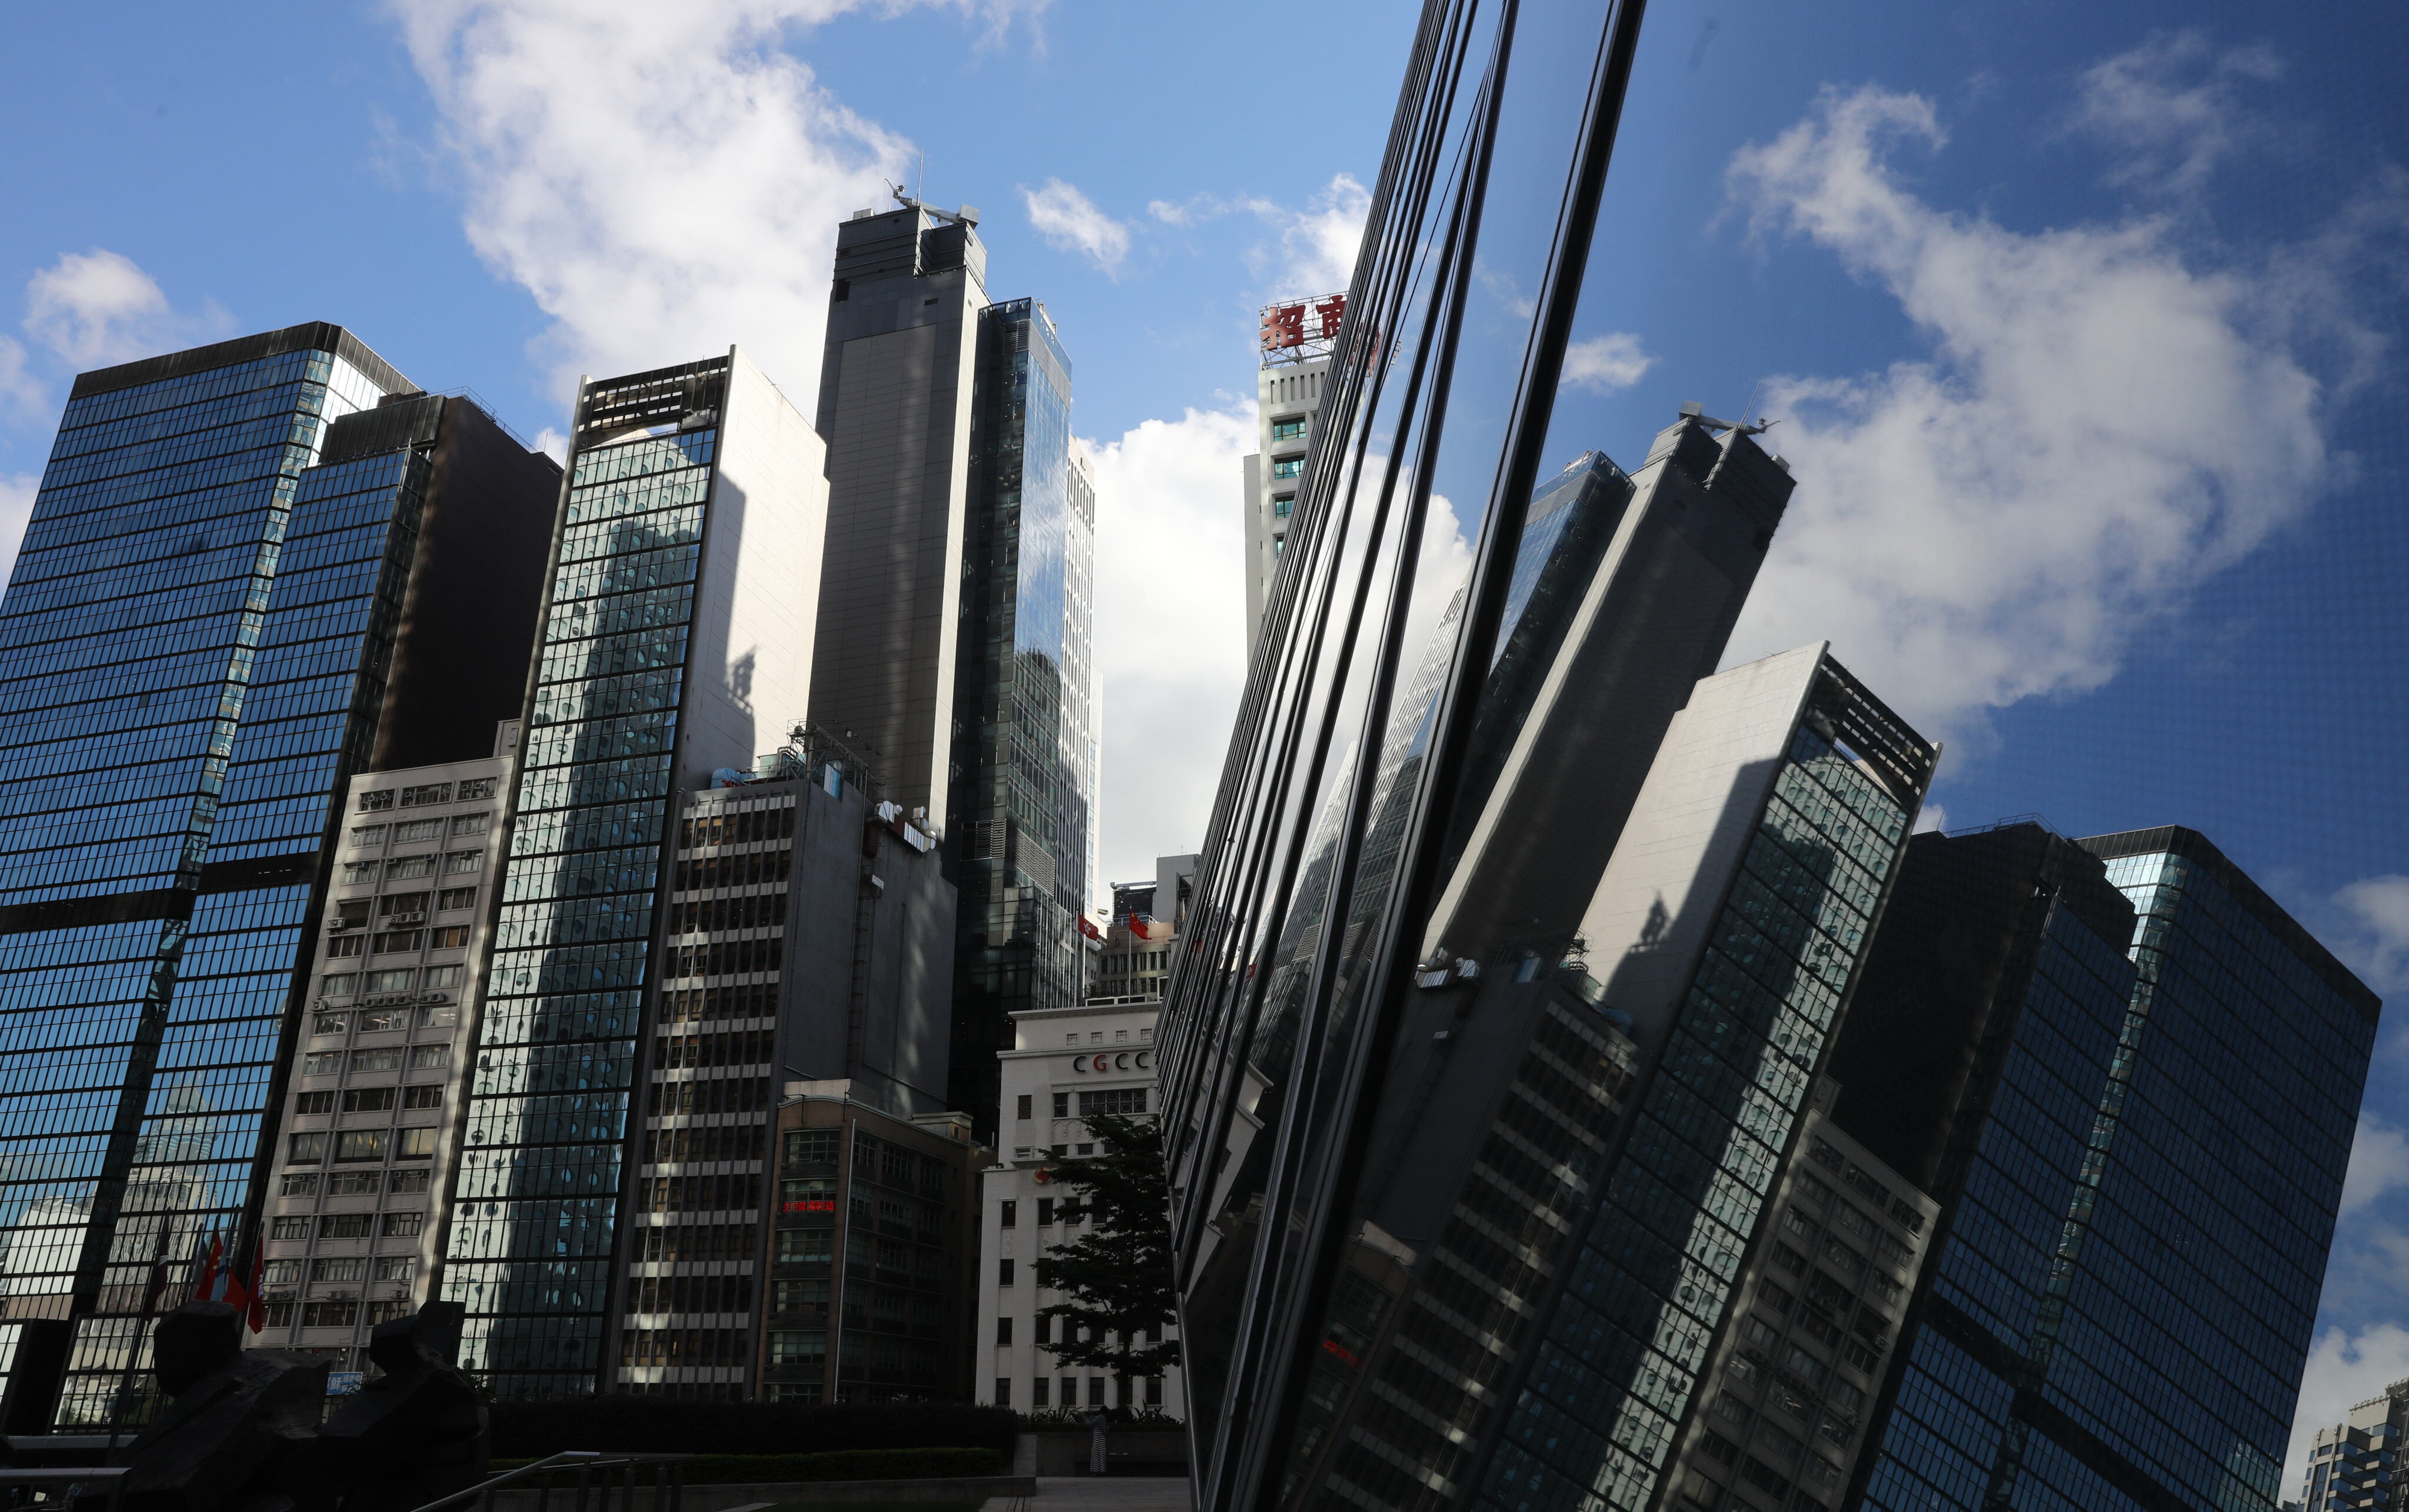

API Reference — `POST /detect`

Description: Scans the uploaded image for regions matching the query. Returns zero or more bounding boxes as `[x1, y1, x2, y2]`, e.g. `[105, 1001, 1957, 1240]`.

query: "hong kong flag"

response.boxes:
[194, 1227, 262, 1331]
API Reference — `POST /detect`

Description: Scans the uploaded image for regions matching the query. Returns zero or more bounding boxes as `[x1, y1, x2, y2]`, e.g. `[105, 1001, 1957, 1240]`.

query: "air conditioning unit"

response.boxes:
[327, 920, 361, 932]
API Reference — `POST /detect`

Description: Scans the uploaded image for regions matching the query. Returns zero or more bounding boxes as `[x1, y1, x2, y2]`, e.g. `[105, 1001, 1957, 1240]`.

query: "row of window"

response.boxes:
[326, 926, 471, 957]
[645, 1124, 764, 1165]
[265, 1255, 415, 1284]
[991, 1376, 1162, 1408]
[295, 1085, 443, 1114]
[342, 853, 484, 884]
[358, 780, 496, 812]
[333, 889, 479, 922]
[350, 817, 491, 849]
[304, 1044, 450, 1074]
[1014, 1088, 1149, 1119]
[997, 1198, 1092, 1230]
[314, 989, 465, 1021]
[268, 1298, 414, 1329]
[271, 1210, 425, 1240]
[632, 1222, 757, 1263]
[287, 1128, 439, 1164]
[281, 1169, 429, 1198]
[679, 806, 795, 850]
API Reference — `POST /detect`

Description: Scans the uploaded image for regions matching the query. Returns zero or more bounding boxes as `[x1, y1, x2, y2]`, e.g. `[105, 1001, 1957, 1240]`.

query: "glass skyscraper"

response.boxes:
[0, 326, 558, 1424]
[947, 298, 1095, 1132]
[443, 348, 828, 1398]
[1831, 823, 2375, 1512]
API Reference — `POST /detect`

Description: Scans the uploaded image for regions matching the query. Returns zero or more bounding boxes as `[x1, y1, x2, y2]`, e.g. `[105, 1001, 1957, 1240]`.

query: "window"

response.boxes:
[446, 850, 483, 873]
[264, 1260, 304, 1286]
[1738, 1456, 1790, 1498]
[394, 819, 444, 843]
[287, 1133, 326, 1164]
[430, 926, 470, 950]
[398, 1084, 441, 1110]
[1757, 1281, 1794, 1317]
[1714, 1391, 1750, 1424]
[1017, 1095, 1032, 1120]
[1875, 1231, 1912, 1271]
[997, 1317, 1014, 1345]
[1867, 1270, 1902, 1306]
[1818, 1416, 1854, 1452]
[381, 893, 431, 917]
[1827, 1379, 1866, 1415]
[314, 1257, 366, 1283]
[998, 1260, 1014, 1287]
[1271, 458, 1303, 479]
[1052, 1092, 1069, 1118]
[999, 1200, 1017, 1229]
[342, 1088, 395, 1113]
[335, 1131, 388, 1163]
[1832, 1202, 1875, 1243]
[770, 1331, 828, 1366]
[409, 1046, 449, 1070]
[452, 814, 489, 837]
[1844, 1338, 1882, 1373]
[777, 1227, 834, 1264]
[995, 1379, 1012, 1407]
[437, 887, 477, 912]
[304, 1301, 359, 1328]
[328, 1171, 378, 1196]
[295, 1092, 335, 1116]
[1140, 1027, 1152, 1041]
[350, 825, 388, 848]
[1781, 1208, 1816, 1240]
[1272, 493, 1295, 519]
[372, 932, 422, 955]
[1700, 1431, 1740, 1467]
[341, 862, 379, 885]
[1272, 417, 1307, 440]
[279, 1174, 319, 1198]
[358, 790, 395, 812]
[418, 1004, 459, 1029]
[1754, 1421, 1804, 1467]
[364, 970, 414, 996]
[262, 1301, 297, 1329]
[385, 856, 437, 881]
[1037, 1198, 1055, 1227]
[326, 936, 365, 960]
[318, 976, 356, 1001]
[1782, 1343, 1829, 1388]
[319, 1214, 372, 1239]
[1742, 1316, 1782, 1353]
[368, 1301, 410, 1326]
[401, 783, 452, 807]
[1822, 1237, 1863, 1277]
[785, 1129, 840, 1167]
[272, 1217, 311, 1240]
[1032, 1379, 1050, 1408]
[459, 778, 495, 800]
[397, 1127, 438, 1159]
[1797, 1174, 1834, 1208]
[382, 1212, 425, 1237]
[1080, 1087, 1147, 1116]
[389, 1170, 431, 1194]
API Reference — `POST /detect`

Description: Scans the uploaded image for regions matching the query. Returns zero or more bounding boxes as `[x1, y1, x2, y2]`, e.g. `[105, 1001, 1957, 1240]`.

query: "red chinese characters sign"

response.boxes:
[1260, 293, 1347, 353]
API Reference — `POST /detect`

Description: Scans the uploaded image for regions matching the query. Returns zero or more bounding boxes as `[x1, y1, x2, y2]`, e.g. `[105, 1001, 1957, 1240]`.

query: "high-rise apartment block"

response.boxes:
[447, 349, 828, 1399]
[1837, 823, 2376, 1512]
[1242, 293, 1345, 657]
[811, 205, 1097, 1137]
[0, 327, 555, 1424]
[2297, 1380, 2409, 1512]
[261, 730, 520, 1370]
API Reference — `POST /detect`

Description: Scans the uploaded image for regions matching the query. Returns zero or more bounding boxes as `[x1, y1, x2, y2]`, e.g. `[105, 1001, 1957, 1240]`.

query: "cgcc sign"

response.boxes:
[1071, 1050, 1153, 1073]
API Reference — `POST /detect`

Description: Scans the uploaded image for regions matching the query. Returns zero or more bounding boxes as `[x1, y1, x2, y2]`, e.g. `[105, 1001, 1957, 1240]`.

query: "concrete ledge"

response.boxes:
[485, 1477, 1035, 1511]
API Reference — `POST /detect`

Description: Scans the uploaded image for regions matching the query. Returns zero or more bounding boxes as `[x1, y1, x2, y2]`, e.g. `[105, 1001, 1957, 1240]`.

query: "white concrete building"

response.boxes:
[974, 997, 1182, 1417]
[257, 720, 519, 1373]
[1243, 293, 1346, 660]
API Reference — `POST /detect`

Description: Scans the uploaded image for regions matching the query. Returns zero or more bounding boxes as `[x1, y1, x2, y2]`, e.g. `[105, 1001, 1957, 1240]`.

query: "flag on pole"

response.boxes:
[240, 1246, 264, 1333]
[194, 1228, 222, 1302]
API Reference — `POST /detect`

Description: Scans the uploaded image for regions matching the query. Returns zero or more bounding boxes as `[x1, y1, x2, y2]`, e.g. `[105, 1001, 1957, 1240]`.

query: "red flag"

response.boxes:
[195, 1229, 222, 1302]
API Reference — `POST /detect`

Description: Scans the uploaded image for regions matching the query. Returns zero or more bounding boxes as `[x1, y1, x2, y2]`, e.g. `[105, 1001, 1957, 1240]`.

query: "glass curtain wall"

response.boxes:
[445, 361, 722, 1397]
[0, 333, 404, 1423]
[949, 299, 1091, 1134]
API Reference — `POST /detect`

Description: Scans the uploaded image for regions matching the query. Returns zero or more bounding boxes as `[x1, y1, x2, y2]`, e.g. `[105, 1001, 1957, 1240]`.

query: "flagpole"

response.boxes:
[103, 1219, 179, 1452]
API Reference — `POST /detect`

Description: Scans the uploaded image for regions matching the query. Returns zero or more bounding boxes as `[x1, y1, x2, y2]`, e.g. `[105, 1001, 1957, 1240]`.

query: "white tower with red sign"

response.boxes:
[1242, 292, 1346, 661]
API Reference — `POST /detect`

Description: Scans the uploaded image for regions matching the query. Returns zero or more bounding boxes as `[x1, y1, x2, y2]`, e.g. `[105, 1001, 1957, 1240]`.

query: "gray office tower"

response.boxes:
[809, 205, 1095, 1136]
[445, 350, 827, 1398]
[1830, 822, 2376, 1512]
[0, 325, 557, 1426]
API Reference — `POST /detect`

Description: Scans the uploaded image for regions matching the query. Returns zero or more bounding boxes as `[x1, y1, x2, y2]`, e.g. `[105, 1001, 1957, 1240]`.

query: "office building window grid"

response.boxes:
[444, 396, 721, 1397]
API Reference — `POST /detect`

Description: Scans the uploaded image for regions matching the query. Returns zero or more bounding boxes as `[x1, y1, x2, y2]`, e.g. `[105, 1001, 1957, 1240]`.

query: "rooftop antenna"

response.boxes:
[1739, 378, 1765, 428]
[915, 151, 925, 206]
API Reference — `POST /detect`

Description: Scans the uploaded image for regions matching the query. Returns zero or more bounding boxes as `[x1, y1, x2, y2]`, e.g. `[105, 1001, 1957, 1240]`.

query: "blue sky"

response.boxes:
[4, 0, 2406, 1483]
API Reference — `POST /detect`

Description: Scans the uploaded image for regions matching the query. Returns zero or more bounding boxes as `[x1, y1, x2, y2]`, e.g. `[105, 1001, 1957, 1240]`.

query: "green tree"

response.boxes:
[1031, 1110, 1180, 1416]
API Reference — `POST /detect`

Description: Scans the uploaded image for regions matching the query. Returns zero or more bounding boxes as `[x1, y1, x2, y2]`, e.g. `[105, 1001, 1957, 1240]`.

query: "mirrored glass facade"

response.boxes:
[0, 326, 419, 1421]
[947, 299, 1094, 1133]
[445, 363, 724, 1397]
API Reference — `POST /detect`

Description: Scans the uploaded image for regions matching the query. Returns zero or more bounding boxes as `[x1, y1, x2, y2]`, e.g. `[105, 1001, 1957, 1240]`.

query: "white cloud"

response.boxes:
[2287, 1324, 2409, 1498]
[389, 0, 1019, 402]
[1559, 332, 1654, 393]
[1146, 198, 1194, 227]
[1088, 404, 1257, 885]
[0, 474, 38, 597]
[0, 339, 44, 420]
[2067, 28, 2283, 195]
[22, 250, 228, 372]
[1719, 84, 2331, 742]
[2344, 1114, 2409, 1216]
[1255, 173, 1371, 300]
[1022, 178, 1131, 273]
[2334, 875, 2409, 995]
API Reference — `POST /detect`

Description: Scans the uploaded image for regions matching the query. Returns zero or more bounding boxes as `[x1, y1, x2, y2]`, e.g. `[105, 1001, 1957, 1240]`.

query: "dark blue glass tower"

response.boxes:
[0, 326, 557, 1423]
[1835, 823, 2377, 1512]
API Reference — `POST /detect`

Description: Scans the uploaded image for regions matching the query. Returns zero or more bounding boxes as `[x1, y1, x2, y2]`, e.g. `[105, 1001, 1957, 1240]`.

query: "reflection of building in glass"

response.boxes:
[0, 329, 557, 1425]
[808, 208, 1095, 1141]
[261, 736, 517, 1377]
[1243, 293, 1347, 657]
[1092, 855, 1198, 1006]
[1840, 822, 2375, 1512]
[2296, 1380, 2409, 1512]
[756, 1084, 986, 1405]
[608, 773, 958, 1401]
[444, 350, 828, 1399]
